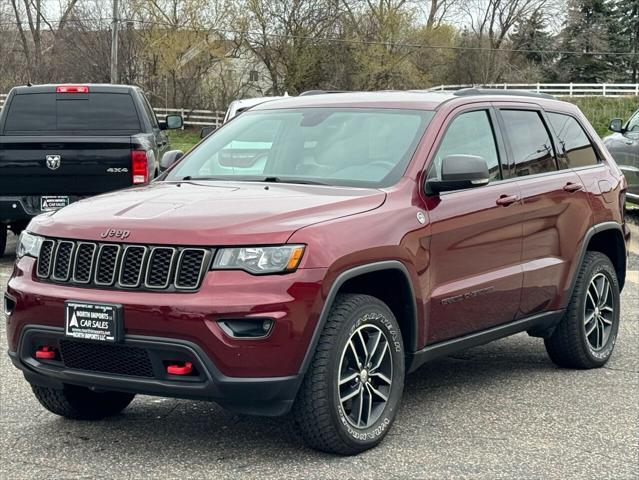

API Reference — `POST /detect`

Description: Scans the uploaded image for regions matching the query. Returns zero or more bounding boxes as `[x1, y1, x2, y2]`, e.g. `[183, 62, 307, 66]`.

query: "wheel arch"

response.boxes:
[297, 261, 419, 379]
[565, 222, 627, 309]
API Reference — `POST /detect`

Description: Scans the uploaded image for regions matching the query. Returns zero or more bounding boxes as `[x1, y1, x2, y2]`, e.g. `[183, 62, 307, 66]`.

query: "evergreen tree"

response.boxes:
[609, 0, 639, 82]
[555, 0, 615, 82]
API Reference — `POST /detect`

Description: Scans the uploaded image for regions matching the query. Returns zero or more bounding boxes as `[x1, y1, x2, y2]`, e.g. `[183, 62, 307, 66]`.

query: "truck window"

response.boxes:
[4, 93, 141, 133]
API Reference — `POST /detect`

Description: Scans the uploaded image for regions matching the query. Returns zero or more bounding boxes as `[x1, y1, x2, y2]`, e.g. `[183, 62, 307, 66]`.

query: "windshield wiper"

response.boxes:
[262, 176, 327, 186]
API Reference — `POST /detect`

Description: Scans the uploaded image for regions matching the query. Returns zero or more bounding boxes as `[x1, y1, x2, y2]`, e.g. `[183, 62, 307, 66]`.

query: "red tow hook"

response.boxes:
[35, 346, 56, 360]
[166, 362, 193, 376]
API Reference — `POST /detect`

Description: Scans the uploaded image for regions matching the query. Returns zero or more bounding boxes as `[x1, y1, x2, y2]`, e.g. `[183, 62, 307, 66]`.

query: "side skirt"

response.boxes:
[405, 310, 564, 373]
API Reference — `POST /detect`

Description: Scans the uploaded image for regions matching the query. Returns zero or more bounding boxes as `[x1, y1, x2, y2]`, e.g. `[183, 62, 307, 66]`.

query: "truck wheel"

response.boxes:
[31, 384, 135, 420]
[293, 294, 404, 455]
[545, 252, 620, 369]
[0, 226, 6, 258]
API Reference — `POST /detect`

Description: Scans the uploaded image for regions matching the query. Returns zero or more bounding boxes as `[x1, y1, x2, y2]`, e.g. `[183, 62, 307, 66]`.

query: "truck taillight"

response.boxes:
[131, 150, 149, 184]
[56, 85, 89, 93]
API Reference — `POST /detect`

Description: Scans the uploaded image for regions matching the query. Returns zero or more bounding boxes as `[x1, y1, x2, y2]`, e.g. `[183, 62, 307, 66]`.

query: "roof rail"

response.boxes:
[453, 88, 555, 100]
[299, 90, 348, 96]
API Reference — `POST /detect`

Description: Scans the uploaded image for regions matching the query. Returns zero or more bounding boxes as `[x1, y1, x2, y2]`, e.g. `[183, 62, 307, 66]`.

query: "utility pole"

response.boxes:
[110, 0, 119, 84]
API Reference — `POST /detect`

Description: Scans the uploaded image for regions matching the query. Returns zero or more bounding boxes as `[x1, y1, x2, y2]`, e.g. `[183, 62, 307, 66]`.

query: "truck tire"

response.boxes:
[31, 384, 135, 420]
[0, 226, 6, 258]
[545, 252, 620, 369]
[293, 294, 405, 455]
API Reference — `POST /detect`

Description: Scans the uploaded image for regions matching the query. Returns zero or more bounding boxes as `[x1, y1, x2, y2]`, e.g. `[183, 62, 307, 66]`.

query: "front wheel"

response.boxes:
[545, 252, 621, 369]
[293, 294, 405, 455]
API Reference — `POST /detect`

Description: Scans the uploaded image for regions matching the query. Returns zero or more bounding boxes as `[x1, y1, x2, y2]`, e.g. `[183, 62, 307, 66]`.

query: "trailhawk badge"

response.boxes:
[45, 154, 61, 170]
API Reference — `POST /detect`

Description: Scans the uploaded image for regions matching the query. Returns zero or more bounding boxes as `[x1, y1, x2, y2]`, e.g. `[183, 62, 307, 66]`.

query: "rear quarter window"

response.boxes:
[547, 112, 599, 168]
[3, 92, 141, 133]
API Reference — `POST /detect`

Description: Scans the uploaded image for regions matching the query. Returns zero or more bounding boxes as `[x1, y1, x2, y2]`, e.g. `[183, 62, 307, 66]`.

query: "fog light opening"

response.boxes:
[218, 318, 274, 339]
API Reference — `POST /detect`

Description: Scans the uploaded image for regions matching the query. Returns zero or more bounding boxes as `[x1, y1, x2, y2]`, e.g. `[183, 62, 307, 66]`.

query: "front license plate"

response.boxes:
[65, 301, 122, 343]
[41, 195, 69, 211]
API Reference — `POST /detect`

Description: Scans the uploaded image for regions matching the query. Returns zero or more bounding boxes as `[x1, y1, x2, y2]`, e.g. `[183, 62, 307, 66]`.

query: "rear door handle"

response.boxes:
[496, 194, 520, 206]
[563, 182, 583, 193]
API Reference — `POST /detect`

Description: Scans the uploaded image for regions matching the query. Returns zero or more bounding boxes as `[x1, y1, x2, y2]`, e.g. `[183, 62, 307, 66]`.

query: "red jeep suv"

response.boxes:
[5, 90, 630, 454]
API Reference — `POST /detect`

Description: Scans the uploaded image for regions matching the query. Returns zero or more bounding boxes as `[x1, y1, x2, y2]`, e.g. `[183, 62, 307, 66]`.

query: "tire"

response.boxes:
[31, 384, 135, 420]
[0, 225, 6, 258]
[293, 293, 405, 455]
[545, 251, 620, 369]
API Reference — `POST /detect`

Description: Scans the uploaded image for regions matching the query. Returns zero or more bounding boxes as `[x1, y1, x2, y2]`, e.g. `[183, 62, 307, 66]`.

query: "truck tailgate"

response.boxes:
[0, 136, 133, 195]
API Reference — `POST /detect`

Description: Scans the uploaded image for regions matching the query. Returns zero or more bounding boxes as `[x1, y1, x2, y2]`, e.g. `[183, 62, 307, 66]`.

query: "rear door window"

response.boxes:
[500, 110, 557, 177]
[547, 112, 599, 168]
[4, 92, 141, 133]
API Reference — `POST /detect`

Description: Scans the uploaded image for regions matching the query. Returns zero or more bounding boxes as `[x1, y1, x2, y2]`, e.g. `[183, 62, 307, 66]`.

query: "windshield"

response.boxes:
[166, 107, 434, 188]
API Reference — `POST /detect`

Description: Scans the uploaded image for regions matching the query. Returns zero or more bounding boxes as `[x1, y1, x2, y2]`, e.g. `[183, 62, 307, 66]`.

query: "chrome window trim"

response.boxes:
[71, 242, 97, 284]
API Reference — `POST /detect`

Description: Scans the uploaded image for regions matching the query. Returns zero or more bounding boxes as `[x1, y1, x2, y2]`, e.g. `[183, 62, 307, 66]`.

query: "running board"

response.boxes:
[406, 310, 564, 373]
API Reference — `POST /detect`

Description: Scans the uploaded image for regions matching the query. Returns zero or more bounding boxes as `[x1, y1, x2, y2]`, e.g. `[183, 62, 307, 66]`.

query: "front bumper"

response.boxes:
[9, 326, 299, 415]
[6, 257, 328, 415]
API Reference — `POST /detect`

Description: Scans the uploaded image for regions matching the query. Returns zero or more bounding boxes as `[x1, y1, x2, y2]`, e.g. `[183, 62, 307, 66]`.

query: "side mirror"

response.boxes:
[160, 150, 184, 171]
[200, 126, 215, 138]
[160, 114, 183, 130]
[426, 155, 490, 194]
[609, 118, 624, 133]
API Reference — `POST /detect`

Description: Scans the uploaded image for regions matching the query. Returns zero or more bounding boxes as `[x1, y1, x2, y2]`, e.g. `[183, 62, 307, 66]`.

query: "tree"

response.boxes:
[554, 0, 615, 83]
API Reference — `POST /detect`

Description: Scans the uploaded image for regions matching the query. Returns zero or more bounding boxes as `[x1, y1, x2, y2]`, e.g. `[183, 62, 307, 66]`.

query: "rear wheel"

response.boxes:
[0, 226, 7, 258]
[31, 384, 135, 420]
[293, 294, 404, 455]
[545, 252, 620, 369]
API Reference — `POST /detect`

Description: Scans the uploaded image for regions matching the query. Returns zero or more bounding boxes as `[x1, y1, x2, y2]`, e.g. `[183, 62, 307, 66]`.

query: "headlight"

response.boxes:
[212, 245, 305, 274]
[16, 231, 44, 259]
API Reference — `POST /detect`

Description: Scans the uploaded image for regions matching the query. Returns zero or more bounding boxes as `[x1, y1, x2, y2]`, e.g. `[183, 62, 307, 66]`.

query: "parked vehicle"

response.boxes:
[0, 84, 183, 256]
[222, 95, 288, 123]
[5, 90, 629, 455]
[603, 111, 639, 205]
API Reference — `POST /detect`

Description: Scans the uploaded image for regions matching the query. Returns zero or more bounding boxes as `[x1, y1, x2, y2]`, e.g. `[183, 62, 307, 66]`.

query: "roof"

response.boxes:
[250, 90, 567, 112]
[11, 84, 138, 95]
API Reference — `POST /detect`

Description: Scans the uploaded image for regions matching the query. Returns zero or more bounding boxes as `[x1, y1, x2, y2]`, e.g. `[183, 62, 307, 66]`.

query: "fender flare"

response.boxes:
[296, 260, 418, 379]
[563, 221, 626, 309]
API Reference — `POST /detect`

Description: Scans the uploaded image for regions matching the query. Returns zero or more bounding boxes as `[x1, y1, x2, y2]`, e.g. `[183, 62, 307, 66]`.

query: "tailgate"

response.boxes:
[0, 136, 133, 195]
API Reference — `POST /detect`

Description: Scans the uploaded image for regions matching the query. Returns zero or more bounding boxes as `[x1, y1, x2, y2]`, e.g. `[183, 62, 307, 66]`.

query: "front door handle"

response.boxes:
[563, 182, 583, 193]
[496, 194, 520, 206]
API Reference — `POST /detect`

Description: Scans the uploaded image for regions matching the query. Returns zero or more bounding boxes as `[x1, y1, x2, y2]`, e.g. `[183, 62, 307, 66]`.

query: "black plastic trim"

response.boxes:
[405, 310, 564, 373]
[297, 260, 418, 381]
[10, 325, 299, 416]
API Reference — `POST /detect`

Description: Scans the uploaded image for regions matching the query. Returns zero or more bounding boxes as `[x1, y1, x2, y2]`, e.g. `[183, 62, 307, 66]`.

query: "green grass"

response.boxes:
[560, 96, 638, 137]
[167, 129, 201, 152]
[167, 97, 639, 152]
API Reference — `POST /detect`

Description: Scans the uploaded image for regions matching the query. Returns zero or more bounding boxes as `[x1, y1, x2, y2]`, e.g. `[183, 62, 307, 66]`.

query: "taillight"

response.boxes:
[56, 85, 89, 93]
[131, 150, 149, 184]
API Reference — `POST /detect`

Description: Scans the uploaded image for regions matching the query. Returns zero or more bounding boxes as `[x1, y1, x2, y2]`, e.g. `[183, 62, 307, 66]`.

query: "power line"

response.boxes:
[1, 16, 638, 57]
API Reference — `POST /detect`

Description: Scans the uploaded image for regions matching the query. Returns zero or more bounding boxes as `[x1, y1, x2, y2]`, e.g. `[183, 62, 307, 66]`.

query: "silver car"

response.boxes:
[604, 110, 639, 205]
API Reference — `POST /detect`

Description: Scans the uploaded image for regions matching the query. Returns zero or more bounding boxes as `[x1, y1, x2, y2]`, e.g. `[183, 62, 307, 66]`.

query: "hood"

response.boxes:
[29, 180, 386, 245]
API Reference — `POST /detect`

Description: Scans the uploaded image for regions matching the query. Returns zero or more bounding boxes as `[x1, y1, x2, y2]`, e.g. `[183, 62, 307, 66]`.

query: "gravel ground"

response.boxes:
[1, 215, 638, 480]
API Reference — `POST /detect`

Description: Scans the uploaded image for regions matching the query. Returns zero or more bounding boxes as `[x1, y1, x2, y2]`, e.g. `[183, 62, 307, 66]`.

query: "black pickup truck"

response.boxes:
[0, 84, 183, 256]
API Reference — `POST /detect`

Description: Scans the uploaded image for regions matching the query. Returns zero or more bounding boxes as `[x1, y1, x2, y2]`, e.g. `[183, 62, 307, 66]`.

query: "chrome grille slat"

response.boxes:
[37, 239, 55, 278]
[72, 242, 97, 283]
[52, 241, 75, 281]
[175, 249, 208, 290]
[36, 239, 208, 292]
[119, 246, 148, 288]
[94, 244, 121, 286]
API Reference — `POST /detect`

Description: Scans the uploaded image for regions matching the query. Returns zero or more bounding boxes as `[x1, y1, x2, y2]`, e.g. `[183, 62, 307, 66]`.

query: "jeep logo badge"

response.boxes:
[100, 228, 131, 239]
[45, 155, 61, 170]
